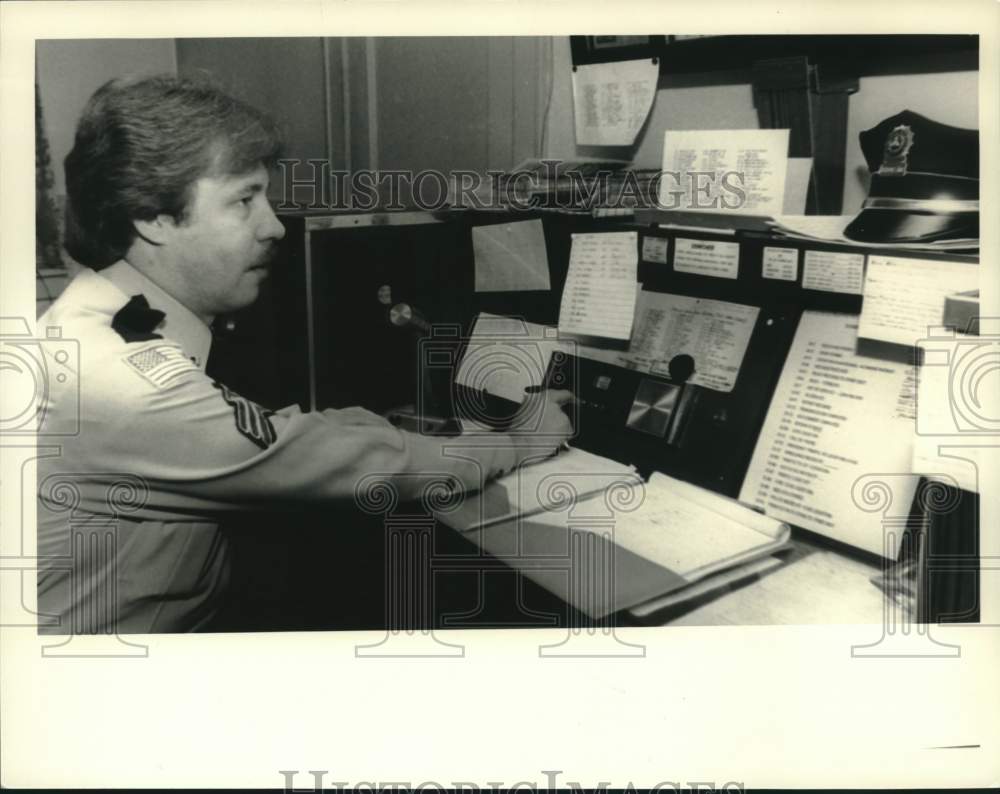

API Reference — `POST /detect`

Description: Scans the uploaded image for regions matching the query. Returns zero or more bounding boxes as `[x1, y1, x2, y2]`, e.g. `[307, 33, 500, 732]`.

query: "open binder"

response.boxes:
[438, 447, 792, 622]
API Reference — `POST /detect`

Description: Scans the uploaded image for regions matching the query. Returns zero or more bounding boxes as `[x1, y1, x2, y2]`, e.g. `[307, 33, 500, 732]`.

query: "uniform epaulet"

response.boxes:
[112, 294, 165, 343]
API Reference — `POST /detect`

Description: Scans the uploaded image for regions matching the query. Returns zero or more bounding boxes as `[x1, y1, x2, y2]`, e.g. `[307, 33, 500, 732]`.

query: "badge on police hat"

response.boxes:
[212, 382, 277, 449]
[879, 124, 914, 176]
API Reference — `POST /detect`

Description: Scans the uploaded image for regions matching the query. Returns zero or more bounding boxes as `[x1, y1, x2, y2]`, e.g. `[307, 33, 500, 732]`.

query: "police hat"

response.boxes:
[843, 110, 978, 244]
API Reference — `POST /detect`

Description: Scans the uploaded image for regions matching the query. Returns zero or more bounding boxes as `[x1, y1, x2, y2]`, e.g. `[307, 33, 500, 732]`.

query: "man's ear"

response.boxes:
[132, 214, 178, 247]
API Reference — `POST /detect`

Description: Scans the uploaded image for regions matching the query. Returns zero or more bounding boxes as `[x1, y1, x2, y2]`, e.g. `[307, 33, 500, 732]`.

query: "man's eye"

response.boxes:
[239, 196, 253, 206]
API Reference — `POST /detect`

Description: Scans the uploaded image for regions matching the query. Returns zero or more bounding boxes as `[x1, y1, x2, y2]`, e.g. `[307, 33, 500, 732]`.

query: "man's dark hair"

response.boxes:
[64, 74, 284, 269]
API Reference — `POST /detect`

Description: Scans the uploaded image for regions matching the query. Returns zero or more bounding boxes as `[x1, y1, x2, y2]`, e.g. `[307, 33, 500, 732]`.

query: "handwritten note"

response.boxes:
[624, 290, 759, 392]
[572, 58, 659, 146]
[858, 255, 979, 348]
[558, 232, 638, 341]
[659, 129, 790, 214]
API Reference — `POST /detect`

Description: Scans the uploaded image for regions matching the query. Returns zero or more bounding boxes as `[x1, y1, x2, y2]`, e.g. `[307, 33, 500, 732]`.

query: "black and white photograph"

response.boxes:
[2, 0, 998, 790]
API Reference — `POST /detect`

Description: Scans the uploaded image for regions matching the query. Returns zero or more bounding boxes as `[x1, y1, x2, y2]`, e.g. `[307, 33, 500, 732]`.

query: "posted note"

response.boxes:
[641, 235, 669, 264]
[762, 246, 798, 281]
[673, 238, 740, 279]
[858, 255, 979, 348]
[558, 232, 638, 341]
[473, 220, 551, 293]
[572, 58, 659, 146]
[801, 249, 865, 294]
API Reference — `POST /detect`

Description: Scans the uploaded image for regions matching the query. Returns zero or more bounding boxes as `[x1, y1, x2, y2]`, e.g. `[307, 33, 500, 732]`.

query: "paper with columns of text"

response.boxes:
[571, 58, 659, 146]
[624, 290, 759, 392]
[659, 128, 790, 214]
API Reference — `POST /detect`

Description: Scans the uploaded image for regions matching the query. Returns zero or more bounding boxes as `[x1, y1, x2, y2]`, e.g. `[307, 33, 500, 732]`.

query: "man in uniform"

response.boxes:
[36, 74, 573, 634]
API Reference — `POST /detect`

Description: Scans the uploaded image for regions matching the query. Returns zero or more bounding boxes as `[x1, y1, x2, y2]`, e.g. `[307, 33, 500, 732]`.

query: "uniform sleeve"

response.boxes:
[75, 355, 541, 518]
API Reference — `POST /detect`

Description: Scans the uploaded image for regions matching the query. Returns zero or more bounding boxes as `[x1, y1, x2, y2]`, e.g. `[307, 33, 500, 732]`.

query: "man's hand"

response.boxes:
[509, 388, 575, 460]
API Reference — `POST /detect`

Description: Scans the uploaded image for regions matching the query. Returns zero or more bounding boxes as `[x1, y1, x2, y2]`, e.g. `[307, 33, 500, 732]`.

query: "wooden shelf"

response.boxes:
[571, 34, 978, 83]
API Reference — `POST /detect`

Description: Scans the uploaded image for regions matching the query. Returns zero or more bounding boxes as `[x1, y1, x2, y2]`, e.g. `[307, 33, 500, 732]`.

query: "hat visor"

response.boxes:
[843, 209, 978, 243]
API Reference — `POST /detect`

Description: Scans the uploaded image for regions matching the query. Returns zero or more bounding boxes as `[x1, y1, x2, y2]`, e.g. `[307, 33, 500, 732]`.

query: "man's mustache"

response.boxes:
[254, 242, 279, 268]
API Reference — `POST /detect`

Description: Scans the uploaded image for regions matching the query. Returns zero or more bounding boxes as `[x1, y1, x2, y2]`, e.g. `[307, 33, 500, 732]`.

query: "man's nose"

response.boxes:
[259, 202, 286, 241]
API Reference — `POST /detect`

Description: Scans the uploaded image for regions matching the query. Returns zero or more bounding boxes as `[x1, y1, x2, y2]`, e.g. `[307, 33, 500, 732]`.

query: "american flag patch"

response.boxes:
[124, 345, 197, 389]
[213, 382, 277, 449]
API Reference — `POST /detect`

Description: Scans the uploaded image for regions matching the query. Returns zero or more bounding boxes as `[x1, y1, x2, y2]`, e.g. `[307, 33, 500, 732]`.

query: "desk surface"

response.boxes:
[667, 536, 886, 625]
[442, 512, 888, 626]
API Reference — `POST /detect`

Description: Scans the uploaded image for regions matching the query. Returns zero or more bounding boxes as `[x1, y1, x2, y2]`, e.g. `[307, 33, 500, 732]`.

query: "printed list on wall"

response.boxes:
[739, 311, 918, 557]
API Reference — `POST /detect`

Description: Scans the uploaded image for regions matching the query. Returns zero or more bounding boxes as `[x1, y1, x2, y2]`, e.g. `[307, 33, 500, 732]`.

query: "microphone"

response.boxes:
[388, 302, 431, 334]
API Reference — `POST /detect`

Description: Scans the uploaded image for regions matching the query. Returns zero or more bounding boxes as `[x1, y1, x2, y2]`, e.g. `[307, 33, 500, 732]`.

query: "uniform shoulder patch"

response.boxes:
[123, 344, 198, 389]
[212, 382, 277, 450]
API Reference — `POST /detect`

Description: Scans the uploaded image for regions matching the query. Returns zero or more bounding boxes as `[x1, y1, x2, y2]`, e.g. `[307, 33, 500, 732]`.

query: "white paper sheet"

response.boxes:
[571, 58, 659, 146]
[770, 214, 854, 241]
[858, 255, 980, 348]
[472, 220, 551, 293]
[623, 290, 759, 392]
[739, 311, 919, 557]
[769, 214, 980, 251]
[558, 231, 638, 341]
[659, 128, 790, 214]
[454, 313, 570, 404]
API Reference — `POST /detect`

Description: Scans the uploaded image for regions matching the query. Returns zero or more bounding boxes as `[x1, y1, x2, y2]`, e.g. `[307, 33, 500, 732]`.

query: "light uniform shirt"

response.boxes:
[37, 261, 527, 634]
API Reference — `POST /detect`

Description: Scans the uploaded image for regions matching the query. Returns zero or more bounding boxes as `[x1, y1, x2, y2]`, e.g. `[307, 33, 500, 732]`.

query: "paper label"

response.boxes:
[801, 250, 865, 294]
[641, 236, 669, 264]
[673, 238, 740, 279]
[762, 246, 798, 281]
